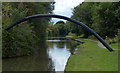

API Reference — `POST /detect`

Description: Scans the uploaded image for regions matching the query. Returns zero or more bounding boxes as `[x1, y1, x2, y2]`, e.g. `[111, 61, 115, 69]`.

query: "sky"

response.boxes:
[51, 0, 84, 23]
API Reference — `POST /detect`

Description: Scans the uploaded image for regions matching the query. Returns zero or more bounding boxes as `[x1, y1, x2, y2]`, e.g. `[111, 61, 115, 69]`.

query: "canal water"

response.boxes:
[2, 38, 79, 72]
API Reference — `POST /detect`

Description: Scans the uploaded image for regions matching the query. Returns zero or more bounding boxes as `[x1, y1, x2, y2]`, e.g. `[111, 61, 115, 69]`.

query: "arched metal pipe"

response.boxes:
[4, 14, 114, 51]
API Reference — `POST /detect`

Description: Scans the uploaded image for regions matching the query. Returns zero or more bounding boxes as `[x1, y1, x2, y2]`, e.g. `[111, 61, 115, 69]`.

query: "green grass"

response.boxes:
[105, 39, 119, 49]
[110, 43, 119, 49]
[65, 38, 118, 71]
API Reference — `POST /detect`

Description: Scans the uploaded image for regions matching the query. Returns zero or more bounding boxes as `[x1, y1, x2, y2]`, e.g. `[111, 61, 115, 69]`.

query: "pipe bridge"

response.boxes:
[4, 14, 114, 52]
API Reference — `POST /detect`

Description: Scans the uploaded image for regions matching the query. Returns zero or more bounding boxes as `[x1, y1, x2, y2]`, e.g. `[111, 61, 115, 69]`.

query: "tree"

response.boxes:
[2, 2, 54, 58]
[47, 21, 68, 37]
[67, 2, 120, 38]
[67, 2, 94, 37]
[92, 2, 120, 38]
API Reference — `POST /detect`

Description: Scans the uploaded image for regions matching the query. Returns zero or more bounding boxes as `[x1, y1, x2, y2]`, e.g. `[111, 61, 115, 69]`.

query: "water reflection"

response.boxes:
[47, 40, 71, 71]
[2, 44, 50, 71]
[66, 40, 80, 54]
[2, 38, 79, 72]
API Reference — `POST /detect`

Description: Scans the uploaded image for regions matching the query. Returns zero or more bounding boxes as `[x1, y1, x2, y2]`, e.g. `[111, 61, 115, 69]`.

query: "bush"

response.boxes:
[2, 24, 37, 58]
[66, 32, 77, 38]
[105, 35, 118, 44]
[88, 35, 97, 40]
[78, 34, 85, 38]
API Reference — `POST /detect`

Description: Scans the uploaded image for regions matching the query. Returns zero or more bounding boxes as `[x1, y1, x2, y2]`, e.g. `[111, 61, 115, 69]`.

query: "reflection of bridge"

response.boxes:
[4, 14, 114, 52]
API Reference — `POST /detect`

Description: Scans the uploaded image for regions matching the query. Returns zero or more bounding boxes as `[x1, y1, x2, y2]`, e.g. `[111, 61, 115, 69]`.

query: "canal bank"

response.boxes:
[65, 38, 118, 71]
[2, 37, 80, 72]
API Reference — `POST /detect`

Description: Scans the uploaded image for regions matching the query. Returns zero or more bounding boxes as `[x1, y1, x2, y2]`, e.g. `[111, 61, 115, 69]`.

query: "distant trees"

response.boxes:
[67, 2, 120, 38]
[47, 21, 68, 37]
[2, 2, 54, 58]
[47, 22, 59, 37]
[4, 2, 119, 58]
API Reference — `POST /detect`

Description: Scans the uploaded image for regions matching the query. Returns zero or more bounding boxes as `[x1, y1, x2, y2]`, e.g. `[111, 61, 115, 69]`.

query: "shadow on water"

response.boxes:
[2, 37, 79, 72]
[2, 43, 50, 71]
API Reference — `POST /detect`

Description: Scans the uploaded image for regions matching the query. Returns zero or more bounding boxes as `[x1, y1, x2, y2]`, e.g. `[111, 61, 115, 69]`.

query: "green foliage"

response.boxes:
[66, 21, 82, 36]
[105, 29, 119, 44]
[92, 2, 120, 38]
[47, 24, 59, 37]
[105, 35, 118, 44]
[66, 2, 120, 38]
[68, 2, 94, 37]
[66, 39, 79, 55]
[118, 29, 120, 43]
[54, 22, 67, 37]
[77, 34, 85, 38]
[66, 32, 77, 39]
[2, 3, 35, 58]
[68, 32, 76, 37]
[23, 2, 54, 44]
[47, 21, 68, 37]
[2, 24, 36, 58]
[2, 2, 54, 58]
[88, 35, 97, 40]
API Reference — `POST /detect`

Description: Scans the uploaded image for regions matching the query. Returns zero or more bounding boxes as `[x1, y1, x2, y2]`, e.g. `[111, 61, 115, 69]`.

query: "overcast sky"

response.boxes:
[51, 0, 84, 23]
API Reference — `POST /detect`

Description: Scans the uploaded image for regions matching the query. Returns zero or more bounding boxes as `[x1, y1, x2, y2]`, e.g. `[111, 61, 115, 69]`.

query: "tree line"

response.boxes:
[66, 2, 120, 38]
[2, 2, 120, 58]
[47, 2, 120, 40]
[47, 21, 68, 37]
[2, 2, 54, 58]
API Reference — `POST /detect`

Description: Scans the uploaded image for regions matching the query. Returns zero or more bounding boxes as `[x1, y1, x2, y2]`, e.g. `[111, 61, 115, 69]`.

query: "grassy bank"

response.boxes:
[110, 43, 118, 49]
[65, 38, 118, 71]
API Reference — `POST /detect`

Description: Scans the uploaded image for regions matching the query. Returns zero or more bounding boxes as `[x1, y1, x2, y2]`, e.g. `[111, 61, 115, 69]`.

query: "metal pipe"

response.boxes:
[4, 14, 114, 51]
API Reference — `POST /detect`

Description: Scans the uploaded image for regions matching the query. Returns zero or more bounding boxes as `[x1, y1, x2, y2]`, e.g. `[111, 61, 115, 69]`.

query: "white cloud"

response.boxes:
[54, 0, 84, 14]
[52, 0, 84, 23]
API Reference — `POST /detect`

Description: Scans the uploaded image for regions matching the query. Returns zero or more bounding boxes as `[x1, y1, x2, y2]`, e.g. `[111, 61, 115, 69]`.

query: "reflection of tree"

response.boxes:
[48, 58, 55, 72]
[47, 42, 54, 49]
[66, 40, 79, 54]
[3, 42, 50, 71]
[56, 42, 65, 48]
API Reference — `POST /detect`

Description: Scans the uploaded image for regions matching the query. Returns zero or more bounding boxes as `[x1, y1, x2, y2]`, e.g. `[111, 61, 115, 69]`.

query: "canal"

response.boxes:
[2, 38, 79, 72]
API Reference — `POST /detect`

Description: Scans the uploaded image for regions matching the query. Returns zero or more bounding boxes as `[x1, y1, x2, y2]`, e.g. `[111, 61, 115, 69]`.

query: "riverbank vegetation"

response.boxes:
[65, 37, 118, 71]
[47, 21, 69, 37]
[2, 2, 119, 71]
[2, 2, 54, 58]
[65, 32, 119, 71]
[66, 2, 120, 38]
[64, 2, 119, 71]
[47, 2, 120, 44]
